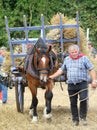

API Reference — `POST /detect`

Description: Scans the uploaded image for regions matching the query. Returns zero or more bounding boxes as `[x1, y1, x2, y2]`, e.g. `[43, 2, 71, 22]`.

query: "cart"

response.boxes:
[5, 12, 80, 113]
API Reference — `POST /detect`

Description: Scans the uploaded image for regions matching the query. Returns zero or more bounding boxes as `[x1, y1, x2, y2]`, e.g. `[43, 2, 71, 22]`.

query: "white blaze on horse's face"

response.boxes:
[39, 56, 49, 83]
[41, 57, 46, 64]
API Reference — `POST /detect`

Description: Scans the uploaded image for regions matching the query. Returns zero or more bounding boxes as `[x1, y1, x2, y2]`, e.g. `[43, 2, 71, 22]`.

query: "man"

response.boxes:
[49, 44, 97, 126]
[0, 46, 8, 104]
[88, 41, 97, 60]
[0, 49, 3, 102]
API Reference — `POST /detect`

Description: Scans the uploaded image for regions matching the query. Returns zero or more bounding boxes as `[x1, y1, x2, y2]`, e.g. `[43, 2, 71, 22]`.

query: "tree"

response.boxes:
[0, 0, 97, 48]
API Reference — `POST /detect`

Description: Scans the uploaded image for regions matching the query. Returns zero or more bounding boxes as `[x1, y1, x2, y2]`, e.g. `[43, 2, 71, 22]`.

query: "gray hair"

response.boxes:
[0, 46, 7, 50]
[68, 44, 80, 53]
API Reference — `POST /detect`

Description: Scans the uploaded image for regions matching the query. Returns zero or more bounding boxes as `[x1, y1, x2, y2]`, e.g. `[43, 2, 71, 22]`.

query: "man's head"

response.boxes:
[88, 41, 94, 49]
[68, 44, 79, 59]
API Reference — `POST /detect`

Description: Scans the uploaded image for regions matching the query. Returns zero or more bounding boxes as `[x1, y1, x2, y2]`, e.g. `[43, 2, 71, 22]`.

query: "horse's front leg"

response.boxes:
[29, 87, 38, 122]
[44, 80, 53, 119]
[44, 90, 53, 119]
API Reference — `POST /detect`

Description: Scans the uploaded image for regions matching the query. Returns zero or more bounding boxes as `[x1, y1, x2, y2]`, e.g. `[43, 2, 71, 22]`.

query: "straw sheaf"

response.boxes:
[50, 13, 68, 25]
[63, 27, 87, 54]
[63, 19, 77, 39]
[46, 29, 60, 40]
[2, 51, 24, 73]
[14, 44, 22, 54]
[2, 52, 12, 73]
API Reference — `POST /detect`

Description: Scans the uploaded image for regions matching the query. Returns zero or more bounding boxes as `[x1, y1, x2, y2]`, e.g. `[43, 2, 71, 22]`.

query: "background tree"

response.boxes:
[0, 0, 97, 48]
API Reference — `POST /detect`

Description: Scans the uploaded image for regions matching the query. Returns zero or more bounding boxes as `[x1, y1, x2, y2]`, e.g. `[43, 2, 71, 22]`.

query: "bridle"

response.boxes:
[35, 51, 51, 75]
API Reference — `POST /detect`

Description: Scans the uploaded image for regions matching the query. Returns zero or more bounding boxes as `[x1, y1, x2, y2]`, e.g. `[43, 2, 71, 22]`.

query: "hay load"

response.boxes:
[2, 13, 96, 74]
[46, 13, 87, 54]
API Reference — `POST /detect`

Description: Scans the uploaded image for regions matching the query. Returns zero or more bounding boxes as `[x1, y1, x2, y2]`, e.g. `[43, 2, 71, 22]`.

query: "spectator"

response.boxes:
[0, 46, 8, 104]
[88, 41, 97, 60]
[49, 44, 97, 126]
[0, 49, 3, 102]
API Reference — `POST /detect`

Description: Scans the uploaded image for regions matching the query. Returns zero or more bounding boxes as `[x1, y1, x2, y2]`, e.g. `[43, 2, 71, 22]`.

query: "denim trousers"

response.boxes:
[68, 81, 88, 122]
[0, 82, 8, 102]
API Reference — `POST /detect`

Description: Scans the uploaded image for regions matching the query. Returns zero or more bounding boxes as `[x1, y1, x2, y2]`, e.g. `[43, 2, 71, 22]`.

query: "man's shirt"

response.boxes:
[61, 55, 93, 84]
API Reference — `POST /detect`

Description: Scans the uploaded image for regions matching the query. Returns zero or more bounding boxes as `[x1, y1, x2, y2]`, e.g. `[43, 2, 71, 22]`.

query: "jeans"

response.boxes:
[0, 78, 8, 102]
[68, 81, 88, 122]
[2, 84, 8, 102]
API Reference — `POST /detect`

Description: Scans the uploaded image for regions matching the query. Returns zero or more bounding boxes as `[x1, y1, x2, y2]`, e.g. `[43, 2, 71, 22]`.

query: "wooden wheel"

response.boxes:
[15, 80, 24, 113]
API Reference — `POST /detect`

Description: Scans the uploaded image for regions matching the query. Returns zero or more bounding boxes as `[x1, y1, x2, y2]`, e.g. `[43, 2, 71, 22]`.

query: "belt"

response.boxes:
[68, 81, 87, 85]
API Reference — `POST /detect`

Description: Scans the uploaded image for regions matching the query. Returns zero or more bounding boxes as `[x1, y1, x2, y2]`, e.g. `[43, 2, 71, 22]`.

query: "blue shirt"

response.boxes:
[61, 55, 93, 84]
[0, 56, 4, 66]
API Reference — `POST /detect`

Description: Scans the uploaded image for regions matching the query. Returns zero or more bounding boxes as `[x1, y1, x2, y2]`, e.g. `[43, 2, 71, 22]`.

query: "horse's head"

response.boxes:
[34, 45, 52, 83]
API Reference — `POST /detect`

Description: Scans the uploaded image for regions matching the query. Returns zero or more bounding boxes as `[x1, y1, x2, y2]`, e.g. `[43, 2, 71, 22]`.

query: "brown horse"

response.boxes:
[25, 42, 57, 122]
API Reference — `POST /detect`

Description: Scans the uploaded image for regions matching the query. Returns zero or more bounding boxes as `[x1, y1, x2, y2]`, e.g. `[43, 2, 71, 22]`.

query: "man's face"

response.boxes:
[69, 49, 79, 58]
[1, 49, 6, 56]
[88, 44, 92, 49]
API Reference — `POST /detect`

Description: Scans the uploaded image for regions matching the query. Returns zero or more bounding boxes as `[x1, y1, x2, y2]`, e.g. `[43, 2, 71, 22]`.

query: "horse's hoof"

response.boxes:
[31, 116, 38, 122]
[44, 113, 52, 119]
[43, 107, 52, 119]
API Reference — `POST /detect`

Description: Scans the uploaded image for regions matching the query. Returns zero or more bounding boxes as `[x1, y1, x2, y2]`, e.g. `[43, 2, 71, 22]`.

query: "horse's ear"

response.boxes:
[47, 45, 52, 52]
[36, 48, 40, 53]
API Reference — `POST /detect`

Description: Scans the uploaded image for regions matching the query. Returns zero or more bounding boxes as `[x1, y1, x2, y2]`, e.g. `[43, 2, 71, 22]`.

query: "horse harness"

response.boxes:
[36, 50, 56, 74]
[24, 48, 57, 79]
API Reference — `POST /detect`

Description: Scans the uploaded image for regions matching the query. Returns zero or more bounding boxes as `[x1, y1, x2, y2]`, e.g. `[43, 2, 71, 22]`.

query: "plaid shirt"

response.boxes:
[61, 55, 93, 84]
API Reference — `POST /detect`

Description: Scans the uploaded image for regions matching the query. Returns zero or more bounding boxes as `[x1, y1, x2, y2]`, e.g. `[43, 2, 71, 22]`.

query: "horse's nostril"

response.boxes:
[40, 79, 44, 83]
[40, 78, 47, 83]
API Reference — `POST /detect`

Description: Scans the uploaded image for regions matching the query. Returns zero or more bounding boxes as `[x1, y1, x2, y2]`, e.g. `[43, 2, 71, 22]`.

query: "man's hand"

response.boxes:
[91, 80, 97, 88]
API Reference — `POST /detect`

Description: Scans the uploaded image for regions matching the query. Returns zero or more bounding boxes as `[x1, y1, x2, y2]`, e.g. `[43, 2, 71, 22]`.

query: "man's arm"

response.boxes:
[49, 68, 63, 80]
[89, 69, 97, 88]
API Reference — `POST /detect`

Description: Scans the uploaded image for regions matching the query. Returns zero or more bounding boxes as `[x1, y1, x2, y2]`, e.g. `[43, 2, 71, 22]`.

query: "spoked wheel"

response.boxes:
[15, 77, 25, 113]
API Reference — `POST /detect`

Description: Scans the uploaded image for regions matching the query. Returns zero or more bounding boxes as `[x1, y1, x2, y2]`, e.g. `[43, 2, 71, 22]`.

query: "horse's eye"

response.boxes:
[37, 60, 39, 65]
[49, 61, 51, 66]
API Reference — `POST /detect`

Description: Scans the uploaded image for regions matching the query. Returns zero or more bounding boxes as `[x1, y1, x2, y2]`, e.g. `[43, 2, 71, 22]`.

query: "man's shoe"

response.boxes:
[2, 100, 7, 104]
[73, 121, 79, 126]
[80, 118, 88, 126]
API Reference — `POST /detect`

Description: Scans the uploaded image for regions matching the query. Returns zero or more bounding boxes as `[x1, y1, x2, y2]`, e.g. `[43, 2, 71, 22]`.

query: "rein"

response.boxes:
[37, 66, 50, 74]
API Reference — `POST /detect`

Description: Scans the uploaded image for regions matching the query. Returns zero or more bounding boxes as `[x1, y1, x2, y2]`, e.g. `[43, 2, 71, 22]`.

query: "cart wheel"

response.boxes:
[15, 82, 24, 113]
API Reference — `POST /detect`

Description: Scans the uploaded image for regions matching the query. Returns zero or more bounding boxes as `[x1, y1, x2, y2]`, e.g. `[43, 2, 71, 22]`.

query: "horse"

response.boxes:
[24, 39, 57, 122]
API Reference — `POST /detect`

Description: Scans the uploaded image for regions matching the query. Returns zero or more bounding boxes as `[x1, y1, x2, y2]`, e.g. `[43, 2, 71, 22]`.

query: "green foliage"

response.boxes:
[0, 0, 97, 48]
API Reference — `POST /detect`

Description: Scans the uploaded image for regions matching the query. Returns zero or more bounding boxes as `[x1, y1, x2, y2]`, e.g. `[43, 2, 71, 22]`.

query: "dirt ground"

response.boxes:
[0, 82, 97, 130]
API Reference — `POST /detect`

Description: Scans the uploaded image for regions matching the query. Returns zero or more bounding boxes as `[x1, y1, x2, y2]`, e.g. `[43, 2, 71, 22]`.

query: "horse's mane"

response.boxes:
[27, 37, 47, 55]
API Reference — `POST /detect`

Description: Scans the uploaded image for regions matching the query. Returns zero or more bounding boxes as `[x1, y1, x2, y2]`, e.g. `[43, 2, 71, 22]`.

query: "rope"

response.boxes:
[69, 87, 96, 102]
[59, 84, 96, 103]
